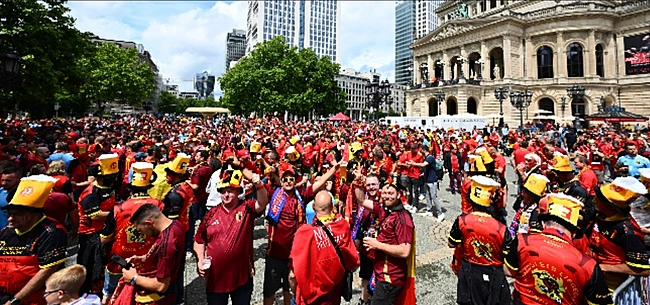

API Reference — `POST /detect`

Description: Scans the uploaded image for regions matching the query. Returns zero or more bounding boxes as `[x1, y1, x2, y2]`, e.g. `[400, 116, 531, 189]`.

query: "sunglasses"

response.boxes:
[281, 176, 296, 183]
[43, 289, 63, 298]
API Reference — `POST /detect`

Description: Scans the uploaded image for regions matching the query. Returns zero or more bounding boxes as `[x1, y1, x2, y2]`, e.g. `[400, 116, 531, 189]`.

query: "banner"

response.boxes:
[624, 32, 650, 75]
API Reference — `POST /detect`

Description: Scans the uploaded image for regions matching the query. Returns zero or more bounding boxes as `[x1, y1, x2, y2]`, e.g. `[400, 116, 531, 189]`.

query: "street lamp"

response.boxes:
[560, 96, 567, 119]
[365, 79, 391, 122]
[434, 90, 445, 116]
[0, 52, 21, 88]
[509, 89, 533, 129]
[477, 58, 485, 80]
[494, 86, 509, 128]
[566, 84, 586, 130]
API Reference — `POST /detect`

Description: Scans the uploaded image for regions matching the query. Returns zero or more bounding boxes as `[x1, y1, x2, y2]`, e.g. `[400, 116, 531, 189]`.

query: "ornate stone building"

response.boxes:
[406, 0, 650, 127]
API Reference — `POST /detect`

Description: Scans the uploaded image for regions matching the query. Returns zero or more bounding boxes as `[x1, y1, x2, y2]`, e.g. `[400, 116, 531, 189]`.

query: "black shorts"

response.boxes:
[371, 281, 402, 305]
[263, 256, 290, 297]
[359, 252, 373, 280]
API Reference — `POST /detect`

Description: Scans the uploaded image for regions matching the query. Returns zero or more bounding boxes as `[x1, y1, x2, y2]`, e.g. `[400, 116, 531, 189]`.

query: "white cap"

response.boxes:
[132, 162, 154, 170]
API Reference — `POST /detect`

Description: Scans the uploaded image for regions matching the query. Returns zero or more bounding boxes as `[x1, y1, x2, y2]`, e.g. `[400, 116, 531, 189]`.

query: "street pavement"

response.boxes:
[181, 166, 519, 305]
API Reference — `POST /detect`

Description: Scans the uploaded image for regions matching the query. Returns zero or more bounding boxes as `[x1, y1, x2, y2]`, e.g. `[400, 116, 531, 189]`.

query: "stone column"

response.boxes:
[481, 40, 488, 79]
[606, 33, 616, 78]
[427, 54, 434, 82]
[615, 32, 624, 77]
[557, 31, 566, 78]
[442, 51, 450, 80]
[525, 36, 533, 79]
[586, 30, 596, 77]
[414, 57, 421, 85]
[502, 35, 512, 79]
[460, 46, 468, 79]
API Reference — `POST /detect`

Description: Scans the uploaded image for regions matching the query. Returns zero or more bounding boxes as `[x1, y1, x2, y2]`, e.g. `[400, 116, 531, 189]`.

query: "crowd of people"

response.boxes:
[0, 114, 648, 305]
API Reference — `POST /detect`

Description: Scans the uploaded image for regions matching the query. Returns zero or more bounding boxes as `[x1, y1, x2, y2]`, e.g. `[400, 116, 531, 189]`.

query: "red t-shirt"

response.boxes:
[512, 148, 528, 166]
[494, 154, 507, 178]
[43, 192, 75, 225]
[405, 152, 423, 179]
[579, 169, 599, 197]
[397, 154, 409, 176]
[190, 165, 213, 203]
[371, 202, 414, 287]
[267, 186, 315, 259]
[194, 199, 257, 293]
[136, 220, 186, 304]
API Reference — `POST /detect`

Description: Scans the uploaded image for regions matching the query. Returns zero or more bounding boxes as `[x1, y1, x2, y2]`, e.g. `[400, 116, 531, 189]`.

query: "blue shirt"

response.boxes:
[617, 154, 650, 178]
[424, 154, 439, 183]
[47, 152, 75, 171]
[0, 189, 9, 230]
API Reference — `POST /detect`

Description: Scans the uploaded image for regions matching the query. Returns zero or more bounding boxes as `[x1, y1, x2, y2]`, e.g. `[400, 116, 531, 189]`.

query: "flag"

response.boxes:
[396, 230, 417, 305]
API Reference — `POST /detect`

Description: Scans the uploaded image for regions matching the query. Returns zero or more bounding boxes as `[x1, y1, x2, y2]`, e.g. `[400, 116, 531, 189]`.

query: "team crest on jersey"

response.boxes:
[125, 225, 145, 244]
[235, 211, 243, 222]
[532, 269, 565, 303]
[471, 240, 492, 260]
[20, 186, 34, 197]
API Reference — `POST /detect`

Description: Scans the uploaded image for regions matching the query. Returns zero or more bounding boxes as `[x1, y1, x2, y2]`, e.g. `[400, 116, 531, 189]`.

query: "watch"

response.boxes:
[130, 274, 138, 286]
[10, 298, 21, 305]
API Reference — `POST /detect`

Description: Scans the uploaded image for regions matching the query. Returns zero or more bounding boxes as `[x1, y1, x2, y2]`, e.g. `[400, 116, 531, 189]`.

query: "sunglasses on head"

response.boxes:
[281, 176, 295, 183]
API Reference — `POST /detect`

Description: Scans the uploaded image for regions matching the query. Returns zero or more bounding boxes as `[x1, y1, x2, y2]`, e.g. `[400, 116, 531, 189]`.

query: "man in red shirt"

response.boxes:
[188, 150, 213, 250]
[488, 146, 507, 179]
[264, 161, 340, 305]
[574, 155, 598, 196]
[119, 204, 185, 305]
[359, 181, 414, 305]
[289, 191, 359, 305]
[402, 143, 423, 211]
[194, 169, 268, 305]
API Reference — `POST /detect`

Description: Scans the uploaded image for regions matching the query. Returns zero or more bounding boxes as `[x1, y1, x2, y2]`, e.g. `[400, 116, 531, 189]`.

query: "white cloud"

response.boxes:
[68, 1, 397, 92]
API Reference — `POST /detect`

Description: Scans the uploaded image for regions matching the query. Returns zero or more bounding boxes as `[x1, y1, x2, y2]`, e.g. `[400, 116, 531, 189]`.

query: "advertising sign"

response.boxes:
[624, 33, 650, 75]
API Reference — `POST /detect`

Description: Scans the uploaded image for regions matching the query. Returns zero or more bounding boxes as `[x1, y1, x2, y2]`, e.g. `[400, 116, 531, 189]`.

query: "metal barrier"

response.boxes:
[613, 276, 648, 305]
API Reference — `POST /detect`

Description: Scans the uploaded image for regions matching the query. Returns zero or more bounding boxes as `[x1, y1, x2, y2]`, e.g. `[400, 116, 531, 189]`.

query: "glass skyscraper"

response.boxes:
[395, 0, 440, 85]
[395, 1, 416, 85]
[246, 0, 340, 63]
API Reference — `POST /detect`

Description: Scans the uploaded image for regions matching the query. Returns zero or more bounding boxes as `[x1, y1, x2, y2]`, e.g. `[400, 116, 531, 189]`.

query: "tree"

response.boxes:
[78, 42, 156, 113]
[0, 0, 94, 117]
[157, 91, 179, 114]
[219, 36, 346, 117]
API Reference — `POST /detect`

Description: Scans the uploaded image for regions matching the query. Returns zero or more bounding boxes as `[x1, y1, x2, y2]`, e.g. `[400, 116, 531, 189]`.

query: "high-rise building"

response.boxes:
[226, 29, 246, 72]
[194, 71, 216, 100]
[246, 0, 340, 62]
[395, 1, 441, 85]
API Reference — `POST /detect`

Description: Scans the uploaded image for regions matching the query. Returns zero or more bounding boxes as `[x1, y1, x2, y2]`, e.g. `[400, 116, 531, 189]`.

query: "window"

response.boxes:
[596, 44, 604, 77]
[566, 43, 584, 77]
[537, 46, 554, 79]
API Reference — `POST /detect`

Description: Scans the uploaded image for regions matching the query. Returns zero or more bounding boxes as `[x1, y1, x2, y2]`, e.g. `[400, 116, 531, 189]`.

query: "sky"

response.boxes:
[66, 1, 396, 94]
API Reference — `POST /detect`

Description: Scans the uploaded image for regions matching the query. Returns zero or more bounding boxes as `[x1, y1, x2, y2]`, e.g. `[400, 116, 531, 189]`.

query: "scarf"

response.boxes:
[267, 187, 304, 226]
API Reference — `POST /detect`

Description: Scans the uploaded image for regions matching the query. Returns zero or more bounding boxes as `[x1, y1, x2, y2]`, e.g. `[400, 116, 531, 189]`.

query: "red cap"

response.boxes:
[278, 162, 296, 177]
[237, 149, 250, 159]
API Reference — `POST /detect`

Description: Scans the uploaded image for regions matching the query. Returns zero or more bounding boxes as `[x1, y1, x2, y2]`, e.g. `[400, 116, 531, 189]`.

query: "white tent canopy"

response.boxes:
[185, 107, 230, 117]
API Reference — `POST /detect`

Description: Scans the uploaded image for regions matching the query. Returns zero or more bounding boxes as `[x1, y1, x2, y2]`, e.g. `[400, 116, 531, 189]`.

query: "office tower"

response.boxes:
[395, 1, 441, 85]
[194, 71, 216, 100]
[226, 29, 246, 72]
[246, 0, 341, 62]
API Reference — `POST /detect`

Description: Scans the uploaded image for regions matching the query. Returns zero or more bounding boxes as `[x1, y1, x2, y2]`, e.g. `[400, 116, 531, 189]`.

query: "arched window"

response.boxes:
[447, 98, 458, 115]
[596, 44, 604, 78]
[467, 98, 478, 114]
[538, 98, 555, 115]
[566, 43, 584, 77]
[537, 46, 554, 79]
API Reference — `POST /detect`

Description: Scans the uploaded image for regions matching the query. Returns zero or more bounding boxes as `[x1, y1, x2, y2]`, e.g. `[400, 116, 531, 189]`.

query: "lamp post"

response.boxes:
[566, 84, 586, 130]
[494, 86, 509, 128]
[0, 52, 21, 89]
[365, 79, 391, 122]
[509, 89, 533, 129]
[560, 96, 567, 120]
[477, 58, 485, 80]
[434, 90, 445, 116]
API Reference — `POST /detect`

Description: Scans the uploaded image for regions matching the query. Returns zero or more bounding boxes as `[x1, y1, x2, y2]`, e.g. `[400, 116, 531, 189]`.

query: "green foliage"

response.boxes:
[219, 36, 346, 116]
[0, 0, 94, 117]
[78, 42, 156, 111]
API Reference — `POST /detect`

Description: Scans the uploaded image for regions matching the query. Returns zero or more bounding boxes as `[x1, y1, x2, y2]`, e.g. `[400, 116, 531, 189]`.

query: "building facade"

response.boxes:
[395, 1, 441, 85]
[336, 68, 380, 121]
[246, 0, 340, 62]
[194, 72, 216, 100]
[406, 0, 650, 127]
[226, 29, 246, 72]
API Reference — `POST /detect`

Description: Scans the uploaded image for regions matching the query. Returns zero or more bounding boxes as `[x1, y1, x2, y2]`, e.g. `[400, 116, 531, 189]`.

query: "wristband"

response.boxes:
[255, 183, 265, 190]
[130, 274, 138, 286]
